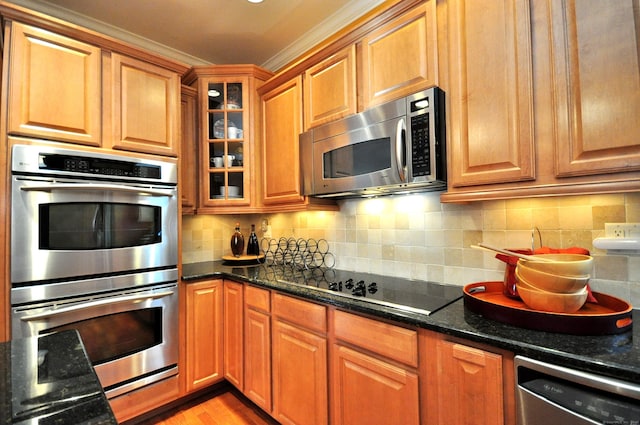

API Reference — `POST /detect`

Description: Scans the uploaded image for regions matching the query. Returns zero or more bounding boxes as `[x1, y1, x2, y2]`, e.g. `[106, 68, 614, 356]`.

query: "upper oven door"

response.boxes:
[11, 176, 178, 284]
[311, 116, 407, 196]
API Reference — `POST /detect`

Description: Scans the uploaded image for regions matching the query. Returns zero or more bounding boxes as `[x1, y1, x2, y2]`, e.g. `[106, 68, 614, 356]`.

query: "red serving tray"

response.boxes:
[463, 281, 633, 335]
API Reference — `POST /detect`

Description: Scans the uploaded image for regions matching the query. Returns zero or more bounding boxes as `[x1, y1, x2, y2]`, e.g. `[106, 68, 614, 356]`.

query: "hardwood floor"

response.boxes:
[132, 388, 280, 425]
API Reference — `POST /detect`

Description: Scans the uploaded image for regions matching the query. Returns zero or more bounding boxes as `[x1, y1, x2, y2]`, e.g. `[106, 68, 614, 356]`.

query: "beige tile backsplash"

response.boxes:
[182, 192, 640, 306]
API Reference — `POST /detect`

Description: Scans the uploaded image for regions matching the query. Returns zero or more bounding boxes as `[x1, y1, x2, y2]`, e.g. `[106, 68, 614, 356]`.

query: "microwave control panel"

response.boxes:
[410, 113, 431, 177]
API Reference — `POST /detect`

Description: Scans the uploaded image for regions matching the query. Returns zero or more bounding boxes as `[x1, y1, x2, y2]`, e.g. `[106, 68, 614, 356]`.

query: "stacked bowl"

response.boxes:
[515, 254, 593, 313]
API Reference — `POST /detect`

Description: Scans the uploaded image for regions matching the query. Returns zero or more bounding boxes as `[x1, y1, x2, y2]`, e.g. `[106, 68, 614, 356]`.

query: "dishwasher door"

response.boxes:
[515, 356, 640, 424]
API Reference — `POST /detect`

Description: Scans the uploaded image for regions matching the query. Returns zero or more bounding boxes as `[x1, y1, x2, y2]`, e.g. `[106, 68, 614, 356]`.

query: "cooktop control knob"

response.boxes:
[345, 278, 354, 289]
[368, 282, 378, 294]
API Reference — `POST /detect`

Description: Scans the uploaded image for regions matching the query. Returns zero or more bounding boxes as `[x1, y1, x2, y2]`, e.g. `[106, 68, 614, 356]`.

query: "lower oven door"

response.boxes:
[11, 283, 178, 398]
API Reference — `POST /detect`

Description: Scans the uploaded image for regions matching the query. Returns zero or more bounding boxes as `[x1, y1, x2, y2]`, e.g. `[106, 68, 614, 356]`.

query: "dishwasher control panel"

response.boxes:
[515, 356, 640, 424]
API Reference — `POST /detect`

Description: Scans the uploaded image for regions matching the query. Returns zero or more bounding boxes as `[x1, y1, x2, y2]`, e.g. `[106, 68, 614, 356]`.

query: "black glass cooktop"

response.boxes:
[254, 265, 463, 315]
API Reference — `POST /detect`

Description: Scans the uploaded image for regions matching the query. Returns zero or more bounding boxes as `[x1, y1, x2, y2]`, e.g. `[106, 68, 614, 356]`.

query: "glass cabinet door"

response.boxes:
[205, 80, 247, 204]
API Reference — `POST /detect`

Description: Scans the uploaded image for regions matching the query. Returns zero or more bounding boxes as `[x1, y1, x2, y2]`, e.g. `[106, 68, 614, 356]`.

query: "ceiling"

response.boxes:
[7, 0, 386, 71]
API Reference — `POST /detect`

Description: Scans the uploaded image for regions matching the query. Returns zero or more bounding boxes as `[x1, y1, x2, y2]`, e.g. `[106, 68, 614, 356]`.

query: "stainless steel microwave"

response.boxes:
[300, 87, 446, 198]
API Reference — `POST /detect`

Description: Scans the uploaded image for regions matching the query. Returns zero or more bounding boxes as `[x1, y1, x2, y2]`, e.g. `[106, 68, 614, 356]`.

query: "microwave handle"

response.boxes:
[395, 118, 406, 182]
[19, 290, 175, 321]
[21, 183, 174, 197]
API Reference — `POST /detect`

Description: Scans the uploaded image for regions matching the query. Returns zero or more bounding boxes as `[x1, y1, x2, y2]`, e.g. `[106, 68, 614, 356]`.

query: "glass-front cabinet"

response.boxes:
[207, 79, 246, 203]
[184, 66, 273, 213]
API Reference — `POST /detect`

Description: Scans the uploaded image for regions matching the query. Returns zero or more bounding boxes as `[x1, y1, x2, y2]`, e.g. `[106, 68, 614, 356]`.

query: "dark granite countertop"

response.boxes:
[1, 330, 117, 425]
[183, 260, 639, 385]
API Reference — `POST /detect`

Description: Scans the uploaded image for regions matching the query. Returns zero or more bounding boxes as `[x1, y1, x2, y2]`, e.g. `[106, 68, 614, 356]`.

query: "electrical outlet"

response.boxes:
[604, 223, 640, 238]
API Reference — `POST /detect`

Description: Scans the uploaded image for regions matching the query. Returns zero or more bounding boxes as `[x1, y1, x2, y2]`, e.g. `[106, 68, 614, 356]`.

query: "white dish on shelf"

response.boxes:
[213, 120, 237, 139]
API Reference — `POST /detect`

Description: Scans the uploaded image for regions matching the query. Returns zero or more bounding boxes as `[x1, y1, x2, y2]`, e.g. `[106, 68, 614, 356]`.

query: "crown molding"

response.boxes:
[261, 0, 385, 71]
[4, 0, 211, 65]
[4, 0, 385, 70]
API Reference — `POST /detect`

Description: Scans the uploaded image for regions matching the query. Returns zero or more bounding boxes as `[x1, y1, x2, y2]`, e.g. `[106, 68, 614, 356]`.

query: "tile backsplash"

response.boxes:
[182, 192, 640, 306]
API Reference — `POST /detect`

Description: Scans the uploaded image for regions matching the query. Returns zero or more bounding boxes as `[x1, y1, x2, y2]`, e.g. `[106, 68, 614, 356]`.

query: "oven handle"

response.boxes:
[20, 290, 175, 321]
[20, 183, 175, 197]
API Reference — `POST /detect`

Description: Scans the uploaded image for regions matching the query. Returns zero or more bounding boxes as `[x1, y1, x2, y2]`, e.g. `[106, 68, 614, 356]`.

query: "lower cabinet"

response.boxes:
[185, 279, 223, 393]
[183, 280, 516, 425]
[244, 285, 272, 411]
[272, 293, 328, 425]
[223, 280, 244, 390]
[331, 310, 420, 425]
[421, 329, 516, 425]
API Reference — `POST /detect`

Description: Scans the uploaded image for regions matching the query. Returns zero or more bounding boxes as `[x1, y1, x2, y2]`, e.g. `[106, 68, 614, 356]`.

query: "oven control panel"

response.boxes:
[39, 153, 161, 179]
[12, 144, 177, 184]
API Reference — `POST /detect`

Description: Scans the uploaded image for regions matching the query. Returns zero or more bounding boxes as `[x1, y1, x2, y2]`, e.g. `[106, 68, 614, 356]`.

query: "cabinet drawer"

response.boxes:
[245, 285, 270, 312]
[333, 310, 418, 367]
[273, 293, 327, 334]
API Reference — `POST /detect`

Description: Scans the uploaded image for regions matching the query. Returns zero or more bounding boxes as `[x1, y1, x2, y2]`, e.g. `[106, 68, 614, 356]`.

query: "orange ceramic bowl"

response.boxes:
[516, 273, 588, 313]
[516, 262, 589, 293]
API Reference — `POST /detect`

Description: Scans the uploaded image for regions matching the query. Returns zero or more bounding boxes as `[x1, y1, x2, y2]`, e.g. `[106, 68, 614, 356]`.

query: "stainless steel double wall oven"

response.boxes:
[10, 143, 179, 398]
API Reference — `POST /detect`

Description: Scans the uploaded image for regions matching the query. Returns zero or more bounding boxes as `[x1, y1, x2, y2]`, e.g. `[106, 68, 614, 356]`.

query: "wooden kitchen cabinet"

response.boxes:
[106, 53, 180, 156]
[442, 0, 535, 189]
[223, 280, 244, 390]
[259, 76, 337, 211]
[548, 0, 640, 178]
[183, 65, 272, 213]
[181, 85, 198, 214]
[331, 310, 420, 425]
[244, 285, 272, 412]
[272, 293, 328, 425]
[360, 2, 438, 109]
[421, 329, 515, 425]
[3, 14, 187, 158]
[260, 76, 304, 207]
[303, 45, 357, 130]
[185, 279, 224, 393]
[6, 21, 102, 147]
[440, 0, 640, 202]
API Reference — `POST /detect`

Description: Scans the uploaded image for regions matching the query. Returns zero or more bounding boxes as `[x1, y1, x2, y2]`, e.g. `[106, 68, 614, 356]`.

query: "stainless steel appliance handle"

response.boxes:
[20, 290, 175, 321]
[395, 118, 406, 182]
[20, 183, 175, 197]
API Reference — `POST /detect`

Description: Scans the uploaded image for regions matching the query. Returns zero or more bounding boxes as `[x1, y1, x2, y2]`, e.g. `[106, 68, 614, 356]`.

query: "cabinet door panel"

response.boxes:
[447, 0, 535, 187]
[261, 76, 304, 205]
[551, 0, 640, 176]
[435, 340, 504, 425]
[332, 345, 419, 425]
[223, 281, 243, 390]
[244, 308, 272, 412]
[273, 320, 327, 425]
[361, 3, 437, 108]
[304, 45, 357, 129]
[8, 22, 101, 146]
[185, 280, 223, 392]
[109, 54, 179, 156]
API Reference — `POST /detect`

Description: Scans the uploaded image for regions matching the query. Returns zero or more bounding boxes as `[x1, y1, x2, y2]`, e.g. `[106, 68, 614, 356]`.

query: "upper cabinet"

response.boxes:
[183, 65, 273, 214]
[7, 22, 102, 146]
[360, 2, 437, 109]
[181, 85, 198, 214]
[1, 6, 188, 157]
[303, 45, 357, 130]
[260, 76, 338, 211]
[442, 0, 535, 188]
[261, 76, 304, 207]
[549, 0, 640, 178]
[105, 53, 181, 156]
[440, 0, 640, 202]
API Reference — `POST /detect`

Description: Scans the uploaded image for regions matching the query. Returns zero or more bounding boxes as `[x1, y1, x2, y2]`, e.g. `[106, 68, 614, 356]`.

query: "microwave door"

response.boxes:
[314, 117, 405, 195]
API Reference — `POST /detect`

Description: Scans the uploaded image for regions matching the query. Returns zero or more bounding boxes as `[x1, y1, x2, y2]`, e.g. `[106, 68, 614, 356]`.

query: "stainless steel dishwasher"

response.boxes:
[515, 356, 640, 424]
